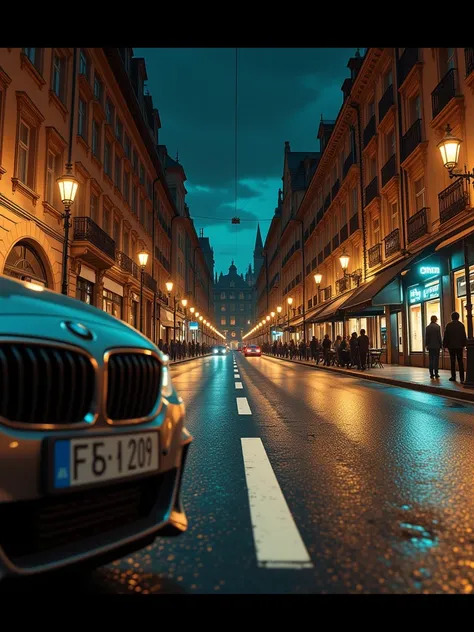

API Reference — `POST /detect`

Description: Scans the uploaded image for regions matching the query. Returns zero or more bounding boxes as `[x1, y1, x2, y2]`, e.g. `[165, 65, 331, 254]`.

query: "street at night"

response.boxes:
[7, 352, 474, 594]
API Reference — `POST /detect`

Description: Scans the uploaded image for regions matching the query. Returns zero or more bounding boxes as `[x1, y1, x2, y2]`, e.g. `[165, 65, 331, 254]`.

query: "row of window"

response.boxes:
[216, 291, 252, 300]
[219, 304, 251, 312]
[220, 317, 249, 326]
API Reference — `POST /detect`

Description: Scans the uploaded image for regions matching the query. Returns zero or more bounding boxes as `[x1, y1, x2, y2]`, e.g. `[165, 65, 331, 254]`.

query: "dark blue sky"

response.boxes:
[136, 47, 356, 276]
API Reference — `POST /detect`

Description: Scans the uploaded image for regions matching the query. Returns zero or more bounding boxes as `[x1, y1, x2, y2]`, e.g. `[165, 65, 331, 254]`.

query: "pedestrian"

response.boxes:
[310, 336, 318, 363]
[357, 329, 370, 370]
[425, 314, 442, 379]
[298, 338, 306, 360]
[334, 335, 342, 365]
[322, 334, 331, 366]
[443, 311, 467, 382]
[349, 332, 358, 368]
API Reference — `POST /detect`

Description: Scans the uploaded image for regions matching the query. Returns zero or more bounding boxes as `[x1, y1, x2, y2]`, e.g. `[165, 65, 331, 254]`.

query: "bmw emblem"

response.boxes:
[63, 321, 94, 340]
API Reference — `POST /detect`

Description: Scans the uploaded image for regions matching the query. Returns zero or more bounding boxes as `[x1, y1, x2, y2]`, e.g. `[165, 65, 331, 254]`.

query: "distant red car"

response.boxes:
[244, 344, 261, 357]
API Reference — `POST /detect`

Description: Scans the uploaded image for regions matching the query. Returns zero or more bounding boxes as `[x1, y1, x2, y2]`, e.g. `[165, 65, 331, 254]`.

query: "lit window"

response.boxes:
[221, 318, 226, 326]
[414, 176, 425, 212]
[18, 121, 30, 185]
[230, 317, 236, 326]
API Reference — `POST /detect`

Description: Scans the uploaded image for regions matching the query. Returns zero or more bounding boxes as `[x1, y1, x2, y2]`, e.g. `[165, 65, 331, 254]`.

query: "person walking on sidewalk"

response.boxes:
[310, 336, 318, 363]
[322, 334, 332, 366]
[349, 332, 359, 368]
[443, 311, 467, 382]
[425, 314, 442, 379]
[357, 329, 370, 370]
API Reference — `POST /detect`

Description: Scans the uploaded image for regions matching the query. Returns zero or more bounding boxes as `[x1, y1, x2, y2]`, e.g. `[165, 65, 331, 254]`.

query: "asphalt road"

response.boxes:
[9, 352, 474, 593]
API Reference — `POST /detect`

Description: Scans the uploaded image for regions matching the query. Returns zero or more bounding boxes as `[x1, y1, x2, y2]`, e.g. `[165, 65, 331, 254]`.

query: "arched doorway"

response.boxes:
[4, 240, 49, 287]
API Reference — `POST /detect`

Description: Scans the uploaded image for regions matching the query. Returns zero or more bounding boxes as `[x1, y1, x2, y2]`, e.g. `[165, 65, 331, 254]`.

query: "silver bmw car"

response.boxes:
[0, 275, 191, 580]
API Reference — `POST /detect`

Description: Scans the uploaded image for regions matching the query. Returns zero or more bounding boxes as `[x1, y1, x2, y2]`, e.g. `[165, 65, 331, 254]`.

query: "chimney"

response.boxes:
[284, 141, 291, 153]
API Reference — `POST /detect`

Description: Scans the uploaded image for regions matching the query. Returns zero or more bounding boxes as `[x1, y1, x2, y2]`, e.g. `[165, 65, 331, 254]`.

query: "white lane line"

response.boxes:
[235, 381, 243, 389]
[236, 397, 252, 415]
[241, 438, 313, 570]
[235, 373, 241, 379]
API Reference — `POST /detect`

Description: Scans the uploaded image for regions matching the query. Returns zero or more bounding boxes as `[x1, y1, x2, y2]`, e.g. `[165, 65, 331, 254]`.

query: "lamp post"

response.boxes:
[57, 166, 79, 295]
[190, 306, 195, 343]
[138, 249, 149, 333]
[438, 124, 474, 387]
[58, 47, 79, 297]
[287, 297, 294, 339]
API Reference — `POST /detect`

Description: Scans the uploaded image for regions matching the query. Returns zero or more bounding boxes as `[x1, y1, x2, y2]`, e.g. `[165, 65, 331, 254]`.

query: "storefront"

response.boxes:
[76, 264, 96, 305]
[453, 265, 474, 333]
[407, 274, 442, 354]
[102, 277, 124, 321]
[130, 291, 139, 329]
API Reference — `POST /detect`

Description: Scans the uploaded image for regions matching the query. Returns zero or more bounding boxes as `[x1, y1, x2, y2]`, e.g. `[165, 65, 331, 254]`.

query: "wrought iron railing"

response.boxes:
[73, 217, 115, 259]
[349, 213, 359, 234]
[381, 153, 397, 188]
[368, 243, 382, 268]
[336, 277, 350, 294]
[384, 228, 400, 257]
[332, 179, 340, 199]
[378, 84, 394, 122]
[340, 223, 348, 244]
[365, 176, 378, 206]
[343, 152, 355, 179]
[465, 48, 474, 77]
[399, 48, 419, 86]
[143, 271, 157, 293]
[363, 115, 376, 148]
[116, 251, 134, 274]
[154, 246, 171, 272]
[324, 286, 332, 301]
[401, 118, 422, 162]
[324, 194, 331, 211]
[324, 242, 331, 259]
[432, 68, 458, 119]
[332, 234, 340, 250]
[439, 178, 469, 224]
[407, 207, 428, 243]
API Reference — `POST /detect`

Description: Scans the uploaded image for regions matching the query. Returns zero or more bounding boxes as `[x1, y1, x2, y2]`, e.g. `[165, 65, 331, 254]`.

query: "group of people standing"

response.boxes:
[425, 311, 467, 381]
[158, 339, 210, 361]
[265, 329, 372, 370]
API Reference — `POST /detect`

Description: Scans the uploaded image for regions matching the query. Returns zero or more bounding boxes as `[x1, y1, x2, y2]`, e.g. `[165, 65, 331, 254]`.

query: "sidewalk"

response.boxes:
[262, 353, 474, 404]
[169, 353, 212, 366]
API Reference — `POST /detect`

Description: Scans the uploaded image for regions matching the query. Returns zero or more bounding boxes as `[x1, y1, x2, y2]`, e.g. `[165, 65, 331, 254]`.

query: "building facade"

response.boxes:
[214, 262, 254, 347]
[251, 48, 474, 368]
[0, 47, 217, 346]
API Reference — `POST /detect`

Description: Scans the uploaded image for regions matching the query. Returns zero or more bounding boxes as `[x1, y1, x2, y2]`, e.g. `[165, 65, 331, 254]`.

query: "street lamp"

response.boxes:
[57, 164, 79, 296]
[438, 124, 474, 387]
[166, 280, 173, 294]
[339, 248, 350, 273]
[314, 271, 323, 286]
[137, 249, 149, 334]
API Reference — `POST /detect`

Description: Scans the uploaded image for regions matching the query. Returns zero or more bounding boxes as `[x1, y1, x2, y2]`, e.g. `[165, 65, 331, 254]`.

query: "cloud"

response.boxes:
[136, 47, 356, 273]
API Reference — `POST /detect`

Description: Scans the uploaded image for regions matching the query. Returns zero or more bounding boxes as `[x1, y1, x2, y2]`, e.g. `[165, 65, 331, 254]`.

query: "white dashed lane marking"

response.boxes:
[236, 397, 252, 415]
[235, 382, 243, 389]
[241, 438, 313, 570]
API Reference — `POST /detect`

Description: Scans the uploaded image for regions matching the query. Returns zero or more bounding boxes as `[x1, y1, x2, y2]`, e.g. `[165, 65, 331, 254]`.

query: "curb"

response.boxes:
[169, 354, 212, 366]
[261, 354, 474, 404]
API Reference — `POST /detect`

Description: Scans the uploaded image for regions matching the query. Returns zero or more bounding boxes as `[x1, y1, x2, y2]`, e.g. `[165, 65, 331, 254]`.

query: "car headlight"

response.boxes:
[213, 349, 218, 354]
[162, 365, 173, 398]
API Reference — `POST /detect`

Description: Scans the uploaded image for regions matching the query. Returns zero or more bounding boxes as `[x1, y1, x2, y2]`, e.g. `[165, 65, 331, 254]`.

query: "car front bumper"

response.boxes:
[0, 398, 191, 579]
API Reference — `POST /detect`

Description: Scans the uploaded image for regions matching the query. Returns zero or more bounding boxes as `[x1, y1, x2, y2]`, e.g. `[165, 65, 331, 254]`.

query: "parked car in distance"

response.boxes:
[244, 344, 261, 357]
[0, 275, 192, 582]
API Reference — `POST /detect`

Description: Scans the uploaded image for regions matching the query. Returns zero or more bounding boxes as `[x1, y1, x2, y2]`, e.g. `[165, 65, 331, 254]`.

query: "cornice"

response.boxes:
[0, 193, 64, 243]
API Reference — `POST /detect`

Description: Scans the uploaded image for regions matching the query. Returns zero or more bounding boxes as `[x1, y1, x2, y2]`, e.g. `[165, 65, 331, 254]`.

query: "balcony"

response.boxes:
[407, 207, 428, 244]
[343, 152, 355, 179]
[72, 217, 115, 268]
[282, 240, 301, 268]
[324, 286, 332, 301]
[116, 251, 134, 275]
[384, 228, 400, 258]
[318, 251, 323, 265]
[368, 243, 382, 268]
[401, 118, 422, 162]
[399, 48, 419, 86]
[154, 246, 171, 273]
[365, 176, 378, 206]
[332, 179, 340, 199]
[336, 277, 350, 294]
[432, 68, 458, 119]
[324, 194, 331, 212]
[332, 234, 340, 250]
[324, 242, 331, 259]
[363, 115, 376, 148]
[316, 207, 324, 223]
[340, 223, 348, 243]
[143, 271, 157, 293]
[349, 213, 359, 234]
[465, 48, 474, 77]
[439, 178, 469, 224]
[378, 84, 394, 123]
[157, 288, 169, 306]
[381, 154, 397, 188]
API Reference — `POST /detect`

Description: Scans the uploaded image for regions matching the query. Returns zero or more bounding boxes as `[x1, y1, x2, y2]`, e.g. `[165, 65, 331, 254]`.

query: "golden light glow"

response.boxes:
[287, 297, 293, 306]
[271, 311, 275, 318]
[181, 298, 188, 307]
[9, 441, 19, 449]
[314, 272, 322, 285]
[137, 250, 149, 268]
[438, 124, 462, 170]
[190, 307, 195, 314]
[57, 169, 79, 206]
[165, 280, 173, 293]
[277, 305, 282, 313]
[266, 315, 270, 321]
[339, 249, 350, 271]
[199, 316, 203, 321]
[195, 312, 200, 318]
[24, 281, 44, 292]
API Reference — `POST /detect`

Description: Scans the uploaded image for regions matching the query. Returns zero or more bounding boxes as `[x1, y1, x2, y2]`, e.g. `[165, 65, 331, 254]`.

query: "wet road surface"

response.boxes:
[8, 352, 474, 593]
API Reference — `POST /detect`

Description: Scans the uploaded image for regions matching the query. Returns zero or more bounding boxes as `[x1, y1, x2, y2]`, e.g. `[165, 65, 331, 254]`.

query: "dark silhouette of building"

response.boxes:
[214, 262, 254, 348]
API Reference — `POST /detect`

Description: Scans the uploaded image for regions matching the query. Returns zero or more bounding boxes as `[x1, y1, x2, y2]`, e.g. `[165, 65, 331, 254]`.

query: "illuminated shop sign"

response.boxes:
[420, 266, 440, 276]
[189, 321, 199, 330]
[409, 282, 440, 304]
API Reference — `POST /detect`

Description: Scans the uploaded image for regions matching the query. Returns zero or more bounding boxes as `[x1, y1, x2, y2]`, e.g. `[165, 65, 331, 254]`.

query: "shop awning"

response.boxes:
[312, 289, 358, 323]
[160, 319, 175, 328]
[289, 314, 304, 327]
[343, 255, 416, 313]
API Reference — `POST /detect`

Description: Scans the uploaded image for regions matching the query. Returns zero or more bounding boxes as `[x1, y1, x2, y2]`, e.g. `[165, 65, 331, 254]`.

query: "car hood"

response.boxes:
[0, 275, 162, 356]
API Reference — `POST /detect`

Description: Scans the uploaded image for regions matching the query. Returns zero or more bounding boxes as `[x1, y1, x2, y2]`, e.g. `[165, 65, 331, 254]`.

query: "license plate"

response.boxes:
[50, 432, 159, 490]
